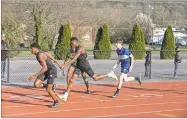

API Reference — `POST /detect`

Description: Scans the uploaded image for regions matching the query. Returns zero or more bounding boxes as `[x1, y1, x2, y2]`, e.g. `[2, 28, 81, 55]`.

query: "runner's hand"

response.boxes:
[28, 75, 36, 81]
[61, 64, 66, 70]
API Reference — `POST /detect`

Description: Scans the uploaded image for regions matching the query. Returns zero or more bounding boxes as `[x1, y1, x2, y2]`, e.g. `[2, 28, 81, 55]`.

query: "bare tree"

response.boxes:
[2, 0, 187, 49]
[1, 1, 21, 48]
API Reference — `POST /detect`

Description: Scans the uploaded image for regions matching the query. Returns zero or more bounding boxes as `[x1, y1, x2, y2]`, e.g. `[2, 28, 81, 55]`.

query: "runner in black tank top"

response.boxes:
[28, 43, 59, 108]
[56, 37, 118, 102]
[63, 46, 91, 94]
[36, 51, 57, 78]
[75, 45, 95, 77]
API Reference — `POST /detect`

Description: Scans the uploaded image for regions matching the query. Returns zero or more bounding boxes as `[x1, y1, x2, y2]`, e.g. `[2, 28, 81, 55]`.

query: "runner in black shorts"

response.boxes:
[28, 43, 59, 108]
[63, 45, 91, 94]
[57, 37, 118, 102]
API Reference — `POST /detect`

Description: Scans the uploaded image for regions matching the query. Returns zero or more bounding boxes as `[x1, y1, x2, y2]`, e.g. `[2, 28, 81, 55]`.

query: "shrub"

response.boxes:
[94, 24, 112, 59]
[129, 24, 145, 59]
[160, 25, 175, 59]
[54, 24, 71, 60]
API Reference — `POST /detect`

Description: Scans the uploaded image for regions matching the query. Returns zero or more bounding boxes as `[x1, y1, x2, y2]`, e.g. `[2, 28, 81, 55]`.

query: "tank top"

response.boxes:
[75, 46, 89, 68]
[36, 51, 56, 71]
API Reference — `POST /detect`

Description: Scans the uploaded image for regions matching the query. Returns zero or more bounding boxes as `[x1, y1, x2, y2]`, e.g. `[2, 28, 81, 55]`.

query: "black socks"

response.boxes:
[55, 100, 59, 103]
[116, 88, 120, 94]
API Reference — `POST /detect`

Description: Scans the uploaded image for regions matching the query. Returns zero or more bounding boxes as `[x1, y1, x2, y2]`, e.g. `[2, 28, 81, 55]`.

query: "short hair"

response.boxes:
[116, 39, 123, 44]
[30, 43, 41, 49]
[70, 37, 78, 42]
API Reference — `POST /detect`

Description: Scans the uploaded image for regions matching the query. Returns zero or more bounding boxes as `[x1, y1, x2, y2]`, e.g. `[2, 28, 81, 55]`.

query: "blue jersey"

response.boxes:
[116, 47, 131, 69]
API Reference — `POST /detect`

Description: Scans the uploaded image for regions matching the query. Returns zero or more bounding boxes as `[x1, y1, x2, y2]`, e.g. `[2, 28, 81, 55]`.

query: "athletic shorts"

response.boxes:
[37, 70, 57, 84]
[74, 66, 94, 77]
[121, 67, 130, 74]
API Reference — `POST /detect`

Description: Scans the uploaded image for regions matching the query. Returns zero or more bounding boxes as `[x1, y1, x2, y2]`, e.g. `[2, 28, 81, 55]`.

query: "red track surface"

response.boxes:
[1, 81, 187, 118]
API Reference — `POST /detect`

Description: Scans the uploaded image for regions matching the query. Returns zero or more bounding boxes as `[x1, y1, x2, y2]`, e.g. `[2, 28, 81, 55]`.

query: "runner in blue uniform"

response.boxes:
[112, 39, 142, 98]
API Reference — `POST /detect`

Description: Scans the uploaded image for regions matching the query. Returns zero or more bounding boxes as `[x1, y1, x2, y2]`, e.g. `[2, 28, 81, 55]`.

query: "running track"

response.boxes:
[1, 81, 187, 118]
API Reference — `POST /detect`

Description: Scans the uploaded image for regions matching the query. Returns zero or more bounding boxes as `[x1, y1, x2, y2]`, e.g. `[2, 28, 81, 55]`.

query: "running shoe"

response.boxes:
[108, 71, 118, 80]
[86, 90, 91, 94]
[50, 100, 59, 108]
[112, 92, 118, 98]
[135, 73, 142, 85]
[56, 93, 68, 102]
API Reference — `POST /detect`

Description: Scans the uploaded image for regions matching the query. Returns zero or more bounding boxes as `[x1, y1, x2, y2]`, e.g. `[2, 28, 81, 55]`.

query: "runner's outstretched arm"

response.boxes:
[61, 47, 83, 69]
[44, 52, 62, 67]
[44, 52, 57, 62]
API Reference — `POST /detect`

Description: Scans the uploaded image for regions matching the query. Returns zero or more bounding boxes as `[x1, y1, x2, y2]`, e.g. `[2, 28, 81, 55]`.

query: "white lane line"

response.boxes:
[154, 112, 177, 118]
[91, 108, 187, 118]
[10, 96, 19, 98]
[128, 93, 163, 98]
[3, 101, 187, 117]
[5, 95, 87, 100]
[2, 94, 187, 109]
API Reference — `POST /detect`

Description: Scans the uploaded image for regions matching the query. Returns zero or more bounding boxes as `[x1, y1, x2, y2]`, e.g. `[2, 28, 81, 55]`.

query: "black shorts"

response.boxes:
[37, 70, 57, 84]
[74, 66, 94, 77]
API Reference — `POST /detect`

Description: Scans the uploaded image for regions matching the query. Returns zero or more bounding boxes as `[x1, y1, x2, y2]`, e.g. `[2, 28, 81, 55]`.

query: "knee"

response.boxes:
[46, 87, 51, 92]
[34, 83, 40, 88]
[82, 75, 86, 79]
[92, 77, 97, 81]
[69, 79, 74, 84]
[119, 79, 123, 83]
[84, 79, 88, 82]
[123, 78, 127, 82]
[67, 74, 72, 80]
[81, 72, 86, 77]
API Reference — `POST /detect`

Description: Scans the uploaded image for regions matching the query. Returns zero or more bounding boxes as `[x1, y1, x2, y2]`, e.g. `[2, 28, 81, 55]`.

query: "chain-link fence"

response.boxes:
[1, 49, 187, 85]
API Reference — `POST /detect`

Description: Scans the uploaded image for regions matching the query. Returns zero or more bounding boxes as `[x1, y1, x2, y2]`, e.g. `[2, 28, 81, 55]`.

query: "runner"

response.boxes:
[64, 44, 90, 94]
[112, 39, 141, 98]
[57, 37, 118, 101]
[28, 43, 59, 108]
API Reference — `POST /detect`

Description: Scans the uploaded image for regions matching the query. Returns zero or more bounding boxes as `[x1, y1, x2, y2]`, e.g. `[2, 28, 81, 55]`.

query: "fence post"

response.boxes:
[7, 50, 10, 83]
[149, 50, 152, 79]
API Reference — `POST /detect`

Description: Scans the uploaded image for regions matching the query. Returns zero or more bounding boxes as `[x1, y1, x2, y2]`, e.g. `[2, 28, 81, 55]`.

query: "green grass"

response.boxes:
[17, 51, 33, 56]
[9, 44, 187, 57]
